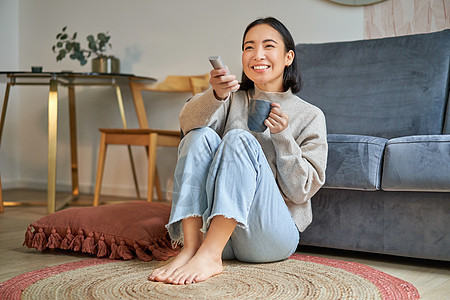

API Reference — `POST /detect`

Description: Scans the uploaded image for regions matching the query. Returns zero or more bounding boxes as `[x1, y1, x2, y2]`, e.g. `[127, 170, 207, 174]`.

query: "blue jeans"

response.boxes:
[167, 127, 299, 263]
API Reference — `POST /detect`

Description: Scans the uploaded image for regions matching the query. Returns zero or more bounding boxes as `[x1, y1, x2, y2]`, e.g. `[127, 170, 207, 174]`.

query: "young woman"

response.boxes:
[149, 17, 328, 285]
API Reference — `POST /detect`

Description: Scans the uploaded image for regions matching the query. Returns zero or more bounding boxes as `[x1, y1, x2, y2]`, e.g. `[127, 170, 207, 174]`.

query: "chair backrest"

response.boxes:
[129, 74, 210, 129]
[190, 76, 211, 95]
[132, 74, 209, 94]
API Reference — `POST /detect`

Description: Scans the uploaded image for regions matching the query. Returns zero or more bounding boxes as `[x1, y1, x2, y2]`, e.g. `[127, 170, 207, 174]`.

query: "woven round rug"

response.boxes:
[0, 254, 419, 299]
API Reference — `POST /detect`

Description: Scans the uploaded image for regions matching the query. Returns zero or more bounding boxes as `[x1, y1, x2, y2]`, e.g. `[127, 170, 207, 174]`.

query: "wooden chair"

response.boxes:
[93, 74, 210, 206]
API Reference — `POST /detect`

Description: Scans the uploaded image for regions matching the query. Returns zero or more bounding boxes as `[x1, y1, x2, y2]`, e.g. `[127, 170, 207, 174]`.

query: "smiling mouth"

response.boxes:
[252, 65, 270, 70]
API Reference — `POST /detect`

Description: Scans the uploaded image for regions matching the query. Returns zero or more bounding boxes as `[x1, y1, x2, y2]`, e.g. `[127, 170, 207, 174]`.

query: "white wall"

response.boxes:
[0, 0, 20, 186]
[0, 0, 363, 197]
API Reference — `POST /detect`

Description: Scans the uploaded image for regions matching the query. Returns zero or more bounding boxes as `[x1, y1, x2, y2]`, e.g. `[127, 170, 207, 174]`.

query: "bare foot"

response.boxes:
[148, 247, 197, 282]
[166, 248, 223, 285]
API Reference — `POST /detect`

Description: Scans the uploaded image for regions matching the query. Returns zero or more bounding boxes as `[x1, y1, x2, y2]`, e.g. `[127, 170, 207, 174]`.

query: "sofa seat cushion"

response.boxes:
[382, 135, 450, 192]
[324, 134, 388, 190]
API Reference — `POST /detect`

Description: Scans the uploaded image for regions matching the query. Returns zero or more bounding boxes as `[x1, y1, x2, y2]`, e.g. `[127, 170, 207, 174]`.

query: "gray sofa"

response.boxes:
[295, 29, 450, 261]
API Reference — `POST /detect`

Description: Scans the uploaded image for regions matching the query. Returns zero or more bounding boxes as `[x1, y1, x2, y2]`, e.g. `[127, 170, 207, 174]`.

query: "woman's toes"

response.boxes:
[148, 269, 162, 281]
[171, 273, 184, 285]
[155, 269, 174, 282]
[178, 273, 192, 285]
[166, 270, 179, 283]
[185, 273, 197, 284]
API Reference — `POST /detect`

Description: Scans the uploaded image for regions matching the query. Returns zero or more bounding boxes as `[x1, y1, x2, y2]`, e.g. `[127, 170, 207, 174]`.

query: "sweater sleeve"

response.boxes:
[179, 87, 230, 136]
[271, 109, 328, 205]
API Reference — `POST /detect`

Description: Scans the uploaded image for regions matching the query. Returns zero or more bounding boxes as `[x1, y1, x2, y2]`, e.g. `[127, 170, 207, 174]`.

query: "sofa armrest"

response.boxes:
[382, 135, 450, 192]
[325, 134, 387, 190]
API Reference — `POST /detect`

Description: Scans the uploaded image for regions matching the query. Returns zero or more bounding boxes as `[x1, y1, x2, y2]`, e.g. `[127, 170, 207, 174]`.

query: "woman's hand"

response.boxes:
[209, 68, 240, 100]
[265, 102, 289, 134]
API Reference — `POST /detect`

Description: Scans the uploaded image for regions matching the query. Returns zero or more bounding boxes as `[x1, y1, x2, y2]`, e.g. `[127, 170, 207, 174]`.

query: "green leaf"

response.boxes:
[60, 34, 68, 40]
[62, 26, 67, 32]
[52, 45, 56, 52]
[56, 33, 62, 39]
[98, 33, 106, 42]
[86, 35, 95, 43]
[88, 41, 97, 51]
[66, 43, 73, 51]
[74, 42, 80, 52]
[57, 41, 63, 48]
[57, 49, 66, 60]
[73, 52, 84, 61]
[73, 32, 77, 39]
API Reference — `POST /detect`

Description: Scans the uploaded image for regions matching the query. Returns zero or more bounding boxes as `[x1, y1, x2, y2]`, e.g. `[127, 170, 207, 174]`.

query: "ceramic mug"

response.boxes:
[248, 99, 272, 132]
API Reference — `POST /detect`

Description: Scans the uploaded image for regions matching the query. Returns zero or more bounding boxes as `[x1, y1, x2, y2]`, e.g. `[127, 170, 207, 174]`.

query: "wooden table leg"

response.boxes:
[0, 84, 10, 213]
[0, 83, 11, 147]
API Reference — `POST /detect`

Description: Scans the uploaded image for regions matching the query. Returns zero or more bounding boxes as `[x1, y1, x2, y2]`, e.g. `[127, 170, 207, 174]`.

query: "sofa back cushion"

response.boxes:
[295, 29, 450, 139]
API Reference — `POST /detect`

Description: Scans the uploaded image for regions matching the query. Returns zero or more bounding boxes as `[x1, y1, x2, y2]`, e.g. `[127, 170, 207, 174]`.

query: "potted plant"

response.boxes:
[52, 26, 120, 73]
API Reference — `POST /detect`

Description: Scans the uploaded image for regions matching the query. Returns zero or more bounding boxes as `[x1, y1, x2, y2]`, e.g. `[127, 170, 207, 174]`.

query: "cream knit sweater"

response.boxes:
[179, 86, 328, 232]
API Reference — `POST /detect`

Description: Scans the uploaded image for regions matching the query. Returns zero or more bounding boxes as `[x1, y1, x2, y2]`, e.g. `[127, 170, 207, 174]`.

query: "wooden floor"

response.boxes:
[1, 189, 449, 299]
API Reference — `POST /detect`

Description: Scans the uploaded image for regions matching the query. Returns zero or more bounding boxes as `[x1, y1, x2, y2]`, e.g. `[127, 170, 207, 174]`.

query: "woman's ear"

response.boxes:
[285, 50, 295, 67]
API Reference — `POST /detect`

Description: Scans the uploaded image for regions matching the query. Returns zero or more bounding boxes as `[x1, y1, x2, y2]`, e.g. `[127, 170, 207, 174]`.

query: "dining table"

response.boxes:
[0, 71, 156, 213]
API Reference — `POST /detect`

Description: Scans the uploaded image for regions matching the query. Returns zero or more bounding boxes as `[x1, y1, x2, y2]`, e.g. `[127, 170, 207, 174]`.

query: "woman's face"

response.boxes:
[242, 24, 294, 92]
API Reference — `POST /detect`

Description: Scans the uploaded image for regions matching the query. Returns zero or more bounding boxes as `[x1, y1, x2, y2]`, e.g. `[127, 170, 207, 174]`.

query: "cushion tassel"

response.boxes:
[134, 243, 153, 262]
[23, 225, 35, 248]
[147, 242, 172, 261]
[46, 228, 63, 249]
[60, 228, 75, 250]
[82, 231, 96, 254]
[31, 228, 47, 251]
[117, 240, 134, 260]
[96, 235, 109, 258]
[69, 229, 85, 252]
[161, 236, 173, 248]
[109, 238, 120, 260]
[157, 237, 179, 257]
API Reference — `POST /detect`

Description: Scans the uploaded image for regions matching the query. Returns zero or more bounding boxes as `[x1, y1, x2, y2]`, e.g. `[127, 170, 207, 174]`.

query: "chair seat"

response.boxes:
[98, 128, 181, 147]
[99, 128, 181, 136]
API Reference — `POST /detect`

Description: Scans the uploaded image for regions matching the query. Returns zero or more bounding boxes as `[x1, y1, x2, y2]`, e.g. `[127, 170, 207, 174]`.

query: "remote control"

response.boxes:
[208, 56, 229, 74]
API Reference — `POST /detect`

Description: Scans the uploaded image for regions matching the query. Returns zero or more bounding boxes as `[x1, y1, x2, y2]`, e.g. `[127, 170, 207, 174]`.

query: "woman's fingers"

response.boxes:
[210, 68, 240, 100]
[266, 103, 289, 134]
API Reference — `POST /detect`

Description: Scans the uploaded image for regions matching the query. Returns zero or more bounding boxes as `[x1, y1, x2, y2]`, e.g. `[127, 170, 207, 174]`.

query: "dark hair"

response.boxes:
[240, 17, 301, 93]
